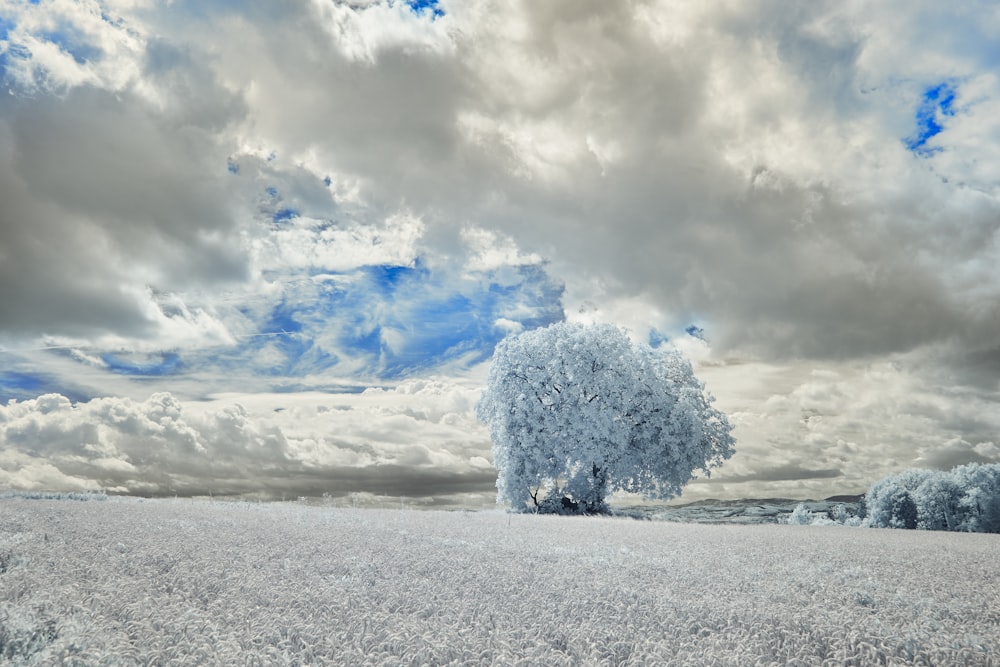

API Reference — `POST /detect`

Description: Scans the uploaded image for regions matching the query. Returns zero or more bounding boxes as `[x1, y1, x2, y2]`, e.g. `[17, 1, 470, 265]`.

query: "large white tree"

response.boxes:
[476, 322, 735, 513]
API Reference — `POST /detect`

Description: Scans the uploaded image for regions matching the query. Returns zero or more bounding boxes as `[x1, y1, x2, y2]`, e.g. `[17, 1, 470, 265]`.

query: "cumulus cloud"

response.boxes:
[0, 381, 495, 504]
[681, 354, 1000, 501]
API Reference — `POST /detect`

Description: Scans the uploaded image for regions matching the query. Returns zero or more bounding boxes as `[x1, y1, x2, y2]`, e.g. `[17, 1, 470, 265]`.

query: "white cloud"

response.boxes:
[460, 227, 542, 273]
[251, 214, 425, 274]
[0, 382, 494, 501]
[0, 0, 146, 93]
[311, 0, 454, 64]
[492, 318, 523, 335]
[687, 351, 1000, 500]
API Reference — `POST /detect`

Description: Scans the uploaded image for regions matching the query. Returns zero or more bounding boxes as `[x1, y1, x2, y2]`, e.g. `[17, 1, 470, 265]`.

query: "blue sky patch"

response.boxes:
[235, 261, 563, 380]
[367, 263, 419, 291]
[381, 293, 483, 376]
[248, 299, 338, 376]
[648, 328, 669, 348]
[272, 207, 299, 223]
[905, 82, 957, 157]
[0, 369, 93, 404]
[0, 369, 44, 395]
[406, 0, 444, 18]
[101, 352, 182, 376]
[262, 302, 304, 336]
[0, 16, 14, 42]
[685, 324, 706, 341]
[38, 27, 102, 65]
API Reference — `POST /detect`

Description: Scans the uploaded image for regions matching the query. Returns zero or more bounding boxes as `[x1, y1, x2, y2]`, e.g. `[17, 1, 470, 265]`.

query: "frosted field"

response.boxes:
[1, 497, 998, 666]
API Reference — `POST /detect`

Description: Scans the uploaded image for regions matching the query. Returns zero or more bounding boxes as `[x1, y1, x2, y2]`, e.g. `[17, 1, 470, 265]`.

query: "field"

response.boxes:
[1, 497, 998, 666]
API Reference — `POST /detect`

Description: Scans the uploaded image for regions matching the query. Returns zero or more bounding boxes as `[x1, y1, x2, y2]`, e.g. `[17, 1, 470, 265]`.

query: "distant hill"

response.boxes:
[615, 496, 864, 524]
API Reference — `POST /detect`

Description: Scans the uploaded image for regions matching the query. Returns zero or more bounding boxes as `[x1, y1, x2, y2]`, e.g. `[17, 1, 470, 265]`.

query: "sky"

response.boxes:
[1, 0, 999, 507]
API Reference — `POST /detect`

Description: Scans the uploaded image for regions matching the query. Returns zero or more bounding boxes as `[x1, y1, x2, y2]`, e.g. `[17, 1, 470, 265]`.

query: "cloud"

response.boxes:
[716, 465, 843, 484]
[2, 1, 1000, 501]
[251, 213, 425, 274]
[914, 438, 998, 471]
[0, 381, 495, 503]
[0, 0, 145, 92]
[0, 88, 245, 342]
[5, 0, 1000, 363]
[686, 354, 1000, 499]
[213, 0, 1000, 363]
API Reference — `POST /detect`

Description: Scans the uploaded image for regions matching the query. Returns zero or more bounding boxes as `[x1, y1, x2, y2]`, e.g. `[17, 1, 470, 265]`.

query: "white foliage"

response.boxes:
[793, 502, 862, 527]
[787, 503, 814, 525]
[865, 463, 1000, 532]
[476, 322, 735, 512]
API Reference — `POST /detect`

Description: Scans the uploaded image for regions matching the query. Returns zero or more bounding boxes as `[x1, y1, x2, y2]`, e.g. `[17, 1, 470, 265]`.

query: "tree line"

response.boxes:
[863, 463, 1000, 533]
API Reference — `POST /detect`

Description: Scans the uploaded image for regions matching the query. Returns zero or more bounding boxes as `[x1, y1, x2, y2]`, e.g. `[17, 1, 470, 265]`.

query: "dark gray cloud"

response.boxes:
[8, 89, 233, 242]
[720, 465, 843, 484]
[0, 25, 247, 338]
[1, 123, 244, 336]
[253, 466, 497, 500]
[915, 440, 997, 471]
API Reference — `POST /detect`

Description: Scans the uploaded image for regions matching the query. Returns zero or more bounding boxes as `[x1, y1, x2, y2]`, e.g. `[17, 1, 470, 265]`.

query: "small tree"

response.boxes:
[787, 503, 814, 525]
[476, 322, 735, 513]
[915, 474, 962, 531]
[953, 463, 1000, 533]
[865, 476, 922, 529]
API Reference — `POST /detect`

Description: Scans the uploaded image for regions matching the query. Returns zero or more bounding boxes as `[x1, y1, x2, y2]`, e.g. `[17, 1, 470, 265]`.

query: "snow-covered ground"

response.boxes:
[1, 497, 997, 665]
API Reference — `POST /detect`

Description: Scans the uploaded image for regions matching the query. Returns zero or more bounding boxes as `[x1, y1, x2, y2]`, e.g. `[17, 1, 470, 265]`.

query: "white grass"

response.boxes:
[1, 497, 998, 666]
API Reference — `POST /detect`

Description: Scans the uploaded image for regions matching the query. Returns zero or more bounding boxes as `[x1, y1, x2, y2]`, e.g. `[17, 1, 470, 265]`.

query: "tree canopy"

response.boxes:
[865, 463, 1000, 532]
[476, 322, 735, 513]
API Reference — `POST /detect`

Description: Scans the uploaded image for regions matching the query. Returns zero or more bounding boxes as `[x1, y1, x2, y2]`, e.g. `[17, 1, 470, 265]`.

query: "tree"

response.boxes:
[951, 463, 1000, 533]
[476, 322, 735, 514]
[865, 473, 926, 529]
[915, 473, 962, 531]
[864, 463, 1000, 533]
